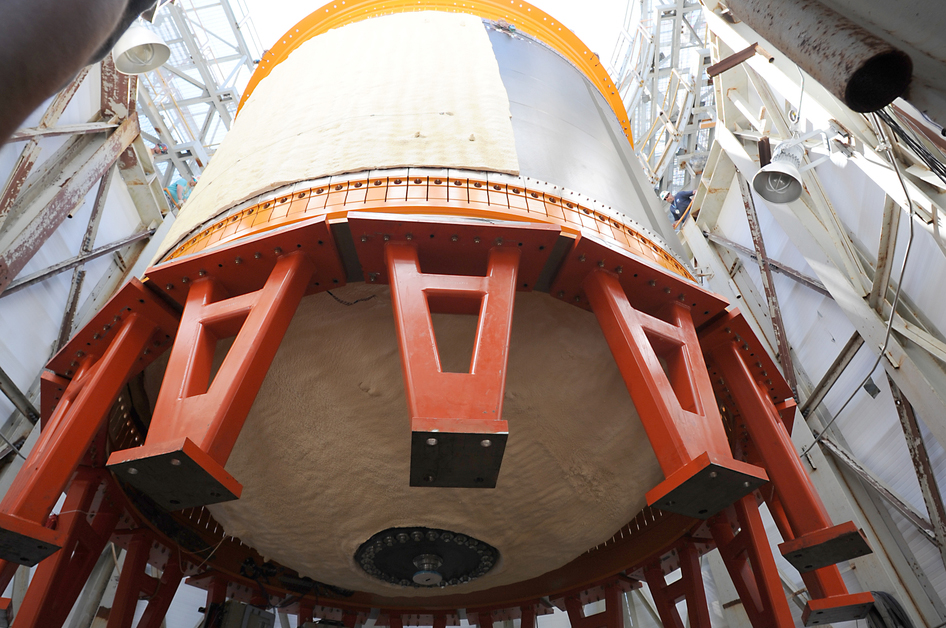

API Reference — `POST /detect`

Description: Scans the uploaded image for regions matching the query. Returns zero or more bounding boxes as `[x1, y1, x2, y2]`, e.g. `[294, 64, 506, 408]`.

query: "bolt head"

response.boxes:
[128, 468, 139, 475]
[170, 458, 182, 466]
[480, 439, 492, 448]
[426, 437, 438, 446]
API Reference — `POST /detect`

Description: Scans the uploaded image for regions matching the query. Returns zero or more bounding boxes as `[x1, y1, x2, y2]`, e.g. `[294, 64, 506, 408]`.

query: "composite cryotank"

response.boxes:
[144, 3, 704, 600]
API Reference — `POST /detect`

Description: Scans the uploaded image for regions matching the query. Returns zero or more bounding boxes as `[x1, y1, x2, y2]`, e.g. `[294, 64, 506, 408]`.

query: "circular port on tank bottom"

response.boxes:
[355, 527, 498, 588]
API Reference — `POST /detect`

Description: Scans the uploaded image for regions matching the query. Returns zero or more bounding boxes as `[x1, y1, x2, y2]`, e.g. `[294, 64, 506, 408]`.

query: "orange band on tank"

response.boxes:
[238, 0, 633, 149]
[165, 175, 692, 280]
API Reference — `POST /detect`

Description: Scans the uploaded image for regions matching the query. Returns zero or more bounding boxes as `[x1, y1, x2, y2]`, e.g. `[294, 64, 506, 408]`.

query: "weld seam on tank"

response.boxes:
[722, 0, 912, 112]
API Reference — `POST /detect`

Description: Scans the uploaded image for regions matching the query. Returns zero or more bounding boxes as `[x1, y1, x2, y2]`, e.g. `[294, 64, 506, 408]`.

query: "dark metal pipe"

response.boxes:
[0, 365, 38, 424]
[722, 0, 912, 112]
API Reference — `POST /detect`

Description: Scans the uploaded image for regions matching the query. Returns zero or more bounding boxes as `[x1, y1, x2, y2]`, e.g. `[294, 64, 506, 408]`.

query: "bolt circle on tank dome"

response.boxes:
[355, 527, 499, 588]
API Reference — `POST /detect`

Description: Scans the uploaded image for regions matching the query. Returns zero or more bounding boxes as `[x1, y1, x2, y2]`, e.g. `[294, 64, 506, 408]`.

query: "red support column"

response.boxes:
[583, 268, 767, 518]
[108, 251, 315, 510]
[108, 532, 154, 628]
[299, 600, 315, 624]
[388, 613, 404, 628]
[564, 584, 624, 628]
[202, 576, 229, 628]
[477, 610, 494, 628]
[706, 324, 874, 624]
[643, 542, 712, 628]
[709, 495, 794, 627]
[137, 551, 185, 628]
[14, 468, 122, 628]
[519, 604, 536, 628]
[0, 311, 156, 569]
[386, 242, 520, 488]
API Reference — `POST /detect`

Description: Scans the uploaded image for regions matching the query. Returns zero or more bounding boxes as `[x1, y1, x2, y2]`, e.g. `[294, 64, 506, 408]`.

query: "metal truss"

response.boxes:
[136, 0, 261, 198]
[657, 2, 946, 626]
[0, 56, 169, 465]
[0, 0, 261, 620]
[609, 0, 715, 193]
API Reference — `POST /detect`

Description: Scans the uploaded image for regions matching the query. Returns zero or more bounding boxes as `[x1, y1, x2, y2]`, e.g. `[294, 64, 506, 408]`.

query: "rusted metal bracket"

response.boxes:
[0, 115, 140, 296]
[0, 67, 91, 221]
[887, 374, 946, 571]
[706, 42, 773, 77]
[703, 231, 830, 297]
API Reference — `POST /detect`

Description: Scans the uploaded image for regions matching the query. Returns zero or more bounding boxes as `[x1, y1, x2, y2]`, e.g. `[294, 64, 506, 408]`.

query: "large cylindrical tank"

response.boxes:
[145, 0, 701, 608]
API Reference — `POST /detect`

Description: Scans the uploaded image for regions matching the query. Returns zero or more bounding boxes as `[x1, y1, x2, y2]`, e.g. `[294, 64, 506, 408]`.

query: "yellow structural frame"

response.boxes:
[237, 0, 634, 148]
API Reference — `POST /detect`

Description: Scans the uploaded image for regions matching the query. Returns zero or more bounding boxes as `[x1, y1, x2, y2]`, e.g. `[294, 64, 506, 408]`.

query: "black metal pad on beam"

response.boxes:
[410, 431, 508, 489]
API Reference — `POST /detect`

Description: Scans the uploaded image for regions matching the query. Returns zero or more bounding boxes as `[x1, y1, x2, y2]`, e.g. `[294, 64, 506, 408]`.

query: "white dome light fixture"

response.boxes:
[112, 25, 170, 75]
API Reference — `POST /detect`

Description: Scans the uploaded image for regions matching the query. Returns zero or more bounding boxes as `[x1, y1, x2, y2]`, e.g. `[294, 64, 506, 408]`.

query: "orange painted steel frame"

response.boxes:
[238, 1, 633, 149]
[0, 212, 868, 627]
[709, 496, 794, 627]
[701, 311, 875, 622]
[0, 279, 178, 571]
[107, 251, 315, 511]
[645, 541, 712, 628]
[584, 268, 768, 520]
[387, 243, 520, 487]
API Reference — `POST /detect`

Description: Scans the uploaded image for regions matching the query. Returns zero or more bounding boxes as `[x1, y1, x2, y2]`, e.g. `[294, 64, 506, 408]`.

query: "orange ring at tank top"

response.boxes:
[238, 0, 634, 149]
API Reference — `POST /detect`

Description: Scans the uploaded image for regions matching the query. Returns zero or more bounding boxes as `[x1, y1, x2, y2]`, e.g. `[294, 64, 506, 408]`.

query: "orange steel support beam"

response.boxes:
[564, 584, 623, 628]
[299, 601, 315, 624]
[709, 495, 794, 628]
[136, 550, 185, 628]
[386, 242, 520, 488]
[708, 333, 875, 624]
[520, 604, 536, 628]
[583, 268, 767, 518]
[108, 532, 155, 628]
[201, 576, 230, 628]
[644, 542, 712, 628]
[14, 469, 122, 628]
[0, 311, 157, 569]
[108, 251, 315, 511]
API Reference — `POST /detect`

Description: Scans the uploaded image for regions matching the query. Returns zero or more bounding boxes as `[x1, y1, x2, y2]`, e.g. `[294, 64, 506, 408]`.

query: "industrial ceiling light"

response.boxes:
[752, 130, 839, 204]
[752, 141, 805, 204]
[112, 25, 170, 74]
